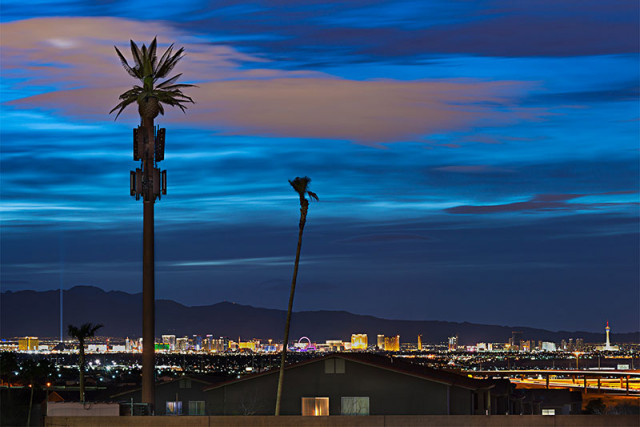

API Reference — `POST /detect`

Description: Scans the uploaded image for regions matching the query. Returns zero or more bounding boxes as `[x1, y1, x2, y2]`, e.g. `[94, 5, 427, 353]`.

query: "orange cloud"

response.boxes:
[3, 17, 540, 143]
[0, 17, 283, 89]
[10, 78, 538, 143]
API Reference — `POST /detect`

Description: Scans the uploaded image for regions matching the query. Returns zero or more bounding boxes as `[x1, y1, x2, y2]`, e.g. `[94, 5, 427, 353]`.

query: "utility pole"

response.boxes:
[130, 116, 166, 413]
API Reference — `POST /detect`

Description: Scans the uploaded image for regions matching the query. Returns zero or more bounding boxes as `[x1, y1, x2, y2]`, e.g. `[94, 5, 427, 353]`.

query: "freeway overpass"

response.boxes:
[467, 369, 640, 394]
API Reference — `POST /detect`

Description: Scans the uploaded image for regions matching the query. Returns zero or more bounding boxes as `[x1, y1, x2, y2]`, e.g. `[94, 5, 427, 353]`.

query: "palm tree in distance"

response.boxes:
[111, 37, 194, 409]
[275, 177, 318, 416]
[68, 322, 103, 402]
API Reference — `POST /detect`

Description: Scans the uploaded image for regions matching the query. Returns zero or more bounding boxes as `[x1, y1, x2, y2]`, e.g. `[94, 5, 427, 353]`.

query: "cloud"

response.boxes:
[8, 77, 537, 143]
[339, 233, 429, 244]
[433, 165, 515, 174]
[399, 14, 639, 58]
[169, 256, 293, 268]
[2, 17, 541, 143]
[167, 255, 336, 268]
[524, 83, 640, 106]
[0, 17, 269, 90]
[446, 193, 639, 214]
[2, 1, 638, 72]
[174, 0, 639, 60]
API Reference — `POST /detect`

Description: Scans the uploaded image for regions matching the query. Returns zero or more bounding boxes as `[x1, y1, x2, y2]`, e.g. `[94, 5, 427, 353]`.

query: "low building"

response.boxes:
[203, 353, 510, 416]
[512, 388, 582, 415]
[110, 375, 223, 416]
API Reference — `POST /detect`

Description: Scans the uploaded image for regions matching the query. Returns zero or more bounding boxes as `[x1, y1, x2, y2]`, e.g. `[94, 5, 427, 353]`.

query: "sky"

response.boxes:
[1, 0, 638, 333]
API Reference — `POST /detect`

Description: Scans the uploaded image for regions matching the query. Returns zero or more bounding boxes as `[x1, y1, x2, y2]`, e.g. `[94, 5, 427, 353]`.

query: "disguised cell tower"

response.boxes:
[130, 126, 166, 202]
[112, 38, 194, 411]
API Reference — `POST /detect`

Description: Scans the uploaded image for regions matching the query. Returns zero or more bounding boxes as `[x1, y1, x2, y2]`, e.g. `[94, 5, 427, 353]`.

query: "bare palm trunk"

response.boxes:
[68, 324, 101, 403]
[141, 115, 155, 411]
[78, 343, 85, 402]
[275, 202, 308, 416]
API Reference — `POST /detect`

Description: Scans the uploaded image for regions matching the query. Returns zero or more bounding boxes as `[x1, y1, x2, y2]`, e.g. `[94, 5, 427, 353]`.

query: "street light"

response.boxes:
[46, 382, 51, 408]
[573, 351, 584, 370]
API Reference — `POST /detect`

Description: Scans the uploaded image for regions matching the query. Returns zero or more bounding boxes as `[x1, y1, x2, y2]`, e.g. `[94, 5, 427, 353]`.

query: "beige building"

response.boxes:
[18, 336, 39, 351]
[351, 334, 368, 350]
[384, 335, 400, 352]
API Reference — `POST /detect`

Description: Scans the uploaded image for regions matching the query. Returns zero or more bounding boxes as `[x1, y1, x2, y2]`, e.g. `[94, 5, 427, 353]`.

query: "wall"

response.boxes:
[45, 415, 640, 427]
[46, 402, 120, 417]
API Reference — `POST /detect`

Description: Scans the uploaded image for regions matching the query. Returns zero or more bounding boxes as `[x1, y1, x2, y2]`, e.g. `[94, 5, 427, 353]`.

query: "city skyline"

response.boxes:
[3, 285, 638, 340]
[1, 1, 639, 333]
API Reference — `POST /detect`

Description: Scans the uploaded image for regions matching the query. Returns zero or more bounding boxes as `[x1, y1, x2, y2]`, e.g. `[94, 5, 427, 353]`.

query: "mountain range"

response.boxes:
[2, 286, 637, 345]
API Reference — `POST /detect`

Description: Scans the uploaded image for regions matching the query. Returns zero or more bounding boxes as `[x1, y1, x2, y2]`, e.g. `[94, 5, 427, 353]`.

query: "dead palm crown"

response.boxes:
[110, 37, 195, 120]
[289, 177, 319, 226]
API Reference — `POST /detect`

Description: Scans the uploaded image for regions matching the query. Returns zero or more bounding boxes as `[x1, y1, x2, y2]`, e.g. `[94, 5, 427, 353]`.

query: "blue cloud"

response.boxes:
[1, 1, 638, 331]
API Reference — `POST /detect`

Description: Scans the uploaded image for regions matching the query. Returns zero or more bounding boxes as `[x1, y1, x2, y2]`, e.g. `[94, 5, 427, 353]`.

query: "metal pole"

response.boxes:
[141, 117, 155, 411]
[546, 375, 549, 389]
[626, 376, 629, 395]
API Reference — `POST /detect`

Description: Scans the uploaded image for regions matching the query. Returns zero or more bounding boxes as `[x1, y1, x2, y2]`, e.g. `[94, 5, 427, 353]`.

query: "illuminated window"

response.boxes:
[188, 400, 205, 415]
[166, 401, 182, 415]
[341, 397, 369, 415]
[302, 397, 329, 416]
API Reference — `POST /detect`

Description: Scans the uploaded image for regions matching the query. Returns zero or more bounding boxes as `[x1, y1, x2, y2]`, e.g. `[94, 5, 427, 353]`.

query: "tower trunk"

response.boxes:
[141, 115, 155, 412]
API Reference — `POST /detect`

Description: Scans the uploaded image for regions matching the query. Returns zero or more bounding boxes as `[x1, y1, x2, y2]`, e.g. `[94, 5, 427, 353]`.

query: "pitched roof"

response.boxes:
[203, 353, 500, 392]
[109, 375, 216, 399]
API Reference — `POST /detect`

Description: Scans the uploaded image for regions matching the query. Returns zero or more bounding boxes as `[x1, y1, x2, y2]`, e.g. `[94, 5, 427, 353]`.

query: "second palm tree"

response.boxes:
[68, 323, 103, 402]
[275, 177, 318, 416]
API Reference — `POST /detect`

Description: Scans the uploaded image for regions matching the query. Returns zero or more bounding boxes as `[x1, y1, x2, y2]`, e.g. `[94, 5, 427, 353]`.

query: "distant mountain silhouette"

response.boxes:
[2, 286, 638, 344]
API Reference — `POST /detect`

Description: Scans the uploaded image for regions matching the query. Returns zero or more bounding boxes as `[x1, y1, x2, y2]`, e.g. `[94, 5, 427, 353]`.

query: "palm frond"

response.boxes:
[130, 40, 143, 69]
[117, 86, 143, 99]
[112, 39, 194, 119]
[289, 177, 318, 202]
[155, 47, 184, 79]
[110, 93, 140, 119]
[148, 37, 158, 69]
[67, 323, 103, 340]
[87, 323, 104, 336]
[289, 177, 310, 196]
[68, 325, 79, 338]
[156, 73, 182, 89]
[155, 43, 174, 77]
[158, 83, 196, 91]
[114, 46, 139, 79]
